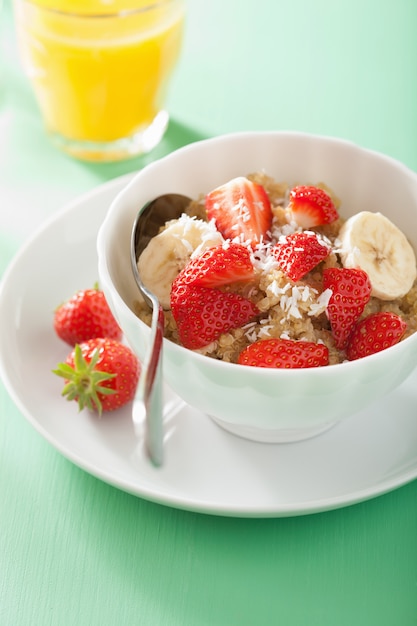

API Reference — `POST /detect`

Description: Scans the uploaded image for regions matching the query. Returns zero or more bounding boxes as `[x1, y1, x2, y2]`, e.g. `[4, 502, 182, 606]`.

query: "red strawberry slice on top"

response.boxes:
[170, 241, 259, 350]
[346, 312, 407, 361]
[288, 185, 339, 228]
[323, 267, 372, 349]
[170, 282, 259, 350]
[205, 177, 272, 247]
[272, 231, 331, 282]
[178, 243, 255, 288]
[238, 338, 329, 369]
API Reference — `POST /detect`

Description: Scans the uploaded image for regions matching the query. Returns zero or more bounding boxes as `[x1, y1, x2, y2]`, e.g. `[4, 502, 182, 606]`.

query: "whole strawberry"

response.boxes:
[54, 285, 122, 345]
[53, 338, 140, 414]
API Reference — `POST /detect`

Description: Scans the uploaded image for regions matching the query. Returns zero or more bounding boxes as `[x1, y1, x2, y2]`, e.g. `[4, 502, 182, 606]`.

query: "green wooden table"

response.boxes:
[1, 1, 417, 624]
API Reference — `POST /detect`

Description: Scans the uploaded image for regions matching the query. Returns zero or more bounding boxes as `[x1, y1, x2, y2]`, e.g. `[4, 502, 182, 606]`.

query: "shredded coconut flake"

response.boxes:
[258, 325, 273, 338]
[308, 288, 333, 317]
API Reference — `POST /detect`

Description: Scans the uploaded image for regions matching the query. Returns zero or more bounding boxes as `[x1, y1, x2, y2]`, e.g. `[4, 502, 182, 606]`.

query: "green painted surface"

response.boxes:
[1, 0, 417, 624]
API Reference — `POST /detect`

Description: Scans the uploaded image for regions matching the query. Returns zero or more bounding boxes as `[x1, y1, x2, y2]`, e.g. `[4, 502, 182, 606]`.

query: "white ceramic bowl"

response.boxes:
[97, 131, 417, 443]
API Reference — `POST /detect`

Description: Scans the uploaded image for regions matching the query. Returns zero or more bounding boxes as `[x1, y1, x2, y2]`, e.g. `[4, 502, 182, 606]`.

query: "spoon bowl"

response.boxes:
[130, 193, 192, 466]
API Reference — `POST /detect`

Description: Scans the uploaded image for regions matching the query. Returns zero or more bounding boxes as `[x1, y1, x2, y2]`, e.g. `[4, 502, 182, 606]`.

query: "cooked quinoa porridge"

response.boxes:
[134, 172, 417, 367]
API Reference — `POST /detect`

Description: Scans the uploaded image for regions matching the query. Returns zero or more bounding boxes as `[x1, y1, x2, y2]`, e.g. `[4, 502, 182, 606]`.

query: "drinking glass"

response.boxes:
[13, 0, 185, 161]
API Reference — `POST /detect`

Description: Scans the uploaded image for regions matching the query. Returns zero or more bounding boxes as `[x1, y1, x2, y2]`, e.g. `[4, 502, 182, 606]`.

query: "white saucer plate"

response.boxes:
[1, 174, 417, 518]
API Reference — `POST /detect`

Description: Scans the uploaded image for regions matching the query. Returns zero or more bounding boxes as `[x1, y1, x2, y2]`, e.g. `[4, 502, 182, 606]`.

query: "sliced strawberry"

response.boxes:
[272, 232, 331, 282]
[205, 177, 272, 247]
[178, 243, 255, 288]
[170, 282, 259, 350]
[238, 338, 329, 369]
[346, 312, 407, 361]
[323, 267, 372, 349]
[288, 185, 339, 228]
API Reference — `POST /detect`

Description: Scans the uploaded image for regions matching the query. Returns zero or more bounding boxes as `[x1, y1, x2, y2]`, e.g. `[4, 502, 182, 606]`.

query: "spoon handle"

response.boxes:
[130, 193, 193, 466]
[133, 303, 165, 467]
[145, 304, 165, 466]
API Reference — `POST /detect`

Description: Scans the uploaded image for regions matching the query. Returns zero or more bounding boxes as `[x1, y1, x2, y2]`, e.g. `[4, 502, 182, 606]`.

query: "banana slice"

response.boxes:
[137, 215, 224, 309]
[338, 211, 416, 300]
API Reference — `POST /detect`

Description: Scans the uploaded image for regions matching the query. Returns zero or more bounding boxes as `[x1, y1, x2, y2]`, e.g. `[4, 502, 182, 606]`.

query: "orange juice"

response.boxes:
[14, 0, 185, 160]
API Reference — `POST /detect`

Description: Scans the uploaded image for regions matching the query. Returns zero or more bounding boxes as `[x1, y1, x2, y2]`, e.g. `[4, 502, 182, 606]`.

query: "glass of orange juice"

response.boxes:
[13, 0, 185, 161]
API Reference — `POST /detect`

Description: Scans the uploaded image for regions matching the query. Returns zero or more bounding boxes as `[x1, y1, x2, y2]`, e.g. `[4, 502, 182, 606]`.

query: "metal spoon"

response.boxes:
[130, 193, 192, 467]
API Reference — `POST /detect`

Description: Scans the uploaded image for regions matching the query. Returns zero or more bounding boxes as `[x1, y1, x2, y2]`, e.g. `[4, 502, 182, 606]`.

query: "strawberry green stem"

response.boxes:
[53, 344, 116, 415]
